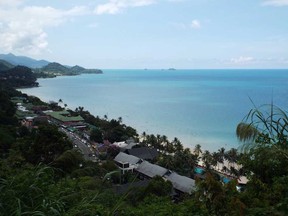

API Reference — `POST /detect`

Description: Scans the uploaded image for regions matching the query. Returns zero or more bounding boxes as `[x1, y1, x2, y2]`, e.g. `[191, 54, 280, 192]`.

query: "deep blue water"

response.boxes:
[20, 69, 288, 151]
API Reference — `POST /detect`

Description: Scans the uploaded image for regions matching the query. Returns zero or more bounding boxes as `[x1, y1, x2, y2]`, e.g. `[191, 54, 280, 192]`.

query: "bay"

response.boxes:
[20, 69, 288, 151]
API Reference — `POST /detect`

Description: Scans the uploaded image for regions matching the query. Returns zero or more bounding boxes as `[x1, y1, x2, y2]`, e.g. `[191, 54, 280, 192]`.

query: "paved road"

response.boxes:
[59, 128, 97, 161]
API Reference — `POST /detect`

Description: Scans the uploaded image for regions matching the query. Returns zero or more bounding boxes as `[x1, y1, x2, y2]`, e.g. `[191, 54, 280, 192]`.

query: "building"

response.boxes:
[164, 172, 195, 195]
[114, 152, 142, 173]
[113, 152, 196, 195]
[125, 147, 159, 161]
[135, 160, 168, 179]
[45, 110, 85, 127]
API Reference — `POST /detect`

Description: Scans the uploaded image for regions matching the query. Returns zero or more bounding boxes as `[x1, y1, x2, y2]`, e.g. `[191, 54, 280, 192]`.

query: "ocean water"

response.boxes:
[20, 69, 288, 151]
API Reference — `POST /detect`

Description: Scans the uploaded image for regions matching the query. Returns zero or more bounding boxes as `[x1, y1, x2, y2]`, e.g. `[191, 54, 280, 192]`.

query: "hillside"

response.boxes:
[70, 65, 103, 74]
[41, 62, 72, 75]
[0, 53, 49, 68]
[0, 65, 38, 87]
[0, 59, 14, 71]
[0, 53, 103, 77]
[40, 62, 103, 76]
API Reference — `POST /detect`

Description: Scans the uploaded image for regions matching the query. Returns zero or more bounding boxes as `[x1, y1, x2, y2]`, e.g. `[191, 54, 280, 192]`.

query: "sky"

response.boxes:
[0, 0, 288, 69]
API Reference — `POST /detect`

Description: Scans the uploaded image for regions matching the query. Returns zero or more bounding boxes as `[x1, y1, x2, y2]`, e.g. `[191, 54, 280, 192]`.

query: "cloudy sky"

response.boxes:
[0, 0, 287, 69]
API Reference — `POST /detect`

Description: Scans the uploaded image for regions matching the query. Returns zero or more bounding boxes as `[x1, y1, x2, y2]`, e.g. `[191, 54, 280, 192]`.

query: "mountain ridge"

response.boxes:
[0, 59, 15, 71]
[0, 53, 103, 77]
[0, 53, 49, 68]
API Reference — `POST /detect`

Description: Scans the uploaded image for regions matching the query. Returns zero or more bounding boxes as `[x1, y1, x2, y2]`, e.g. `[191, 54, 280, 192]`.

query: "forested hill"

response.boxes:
[0, 65, 38, 87]
[39, 62, 103, 76]
[0, 53, 103, 78]
[0, 59, 14, 72]
[0, 53, 49, 68]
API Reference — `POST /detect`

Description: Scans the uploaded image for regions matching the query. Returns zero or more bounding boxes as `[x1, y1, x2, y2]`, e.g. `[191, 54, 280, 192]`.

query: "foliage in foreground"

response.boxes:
[0, 83, 288, 215]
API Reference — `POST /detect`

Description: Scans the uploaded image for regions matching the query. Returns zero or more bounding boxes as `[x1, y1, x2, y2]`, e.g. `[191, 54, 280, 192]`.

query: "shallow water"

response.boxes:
[20, 69, 288, 151]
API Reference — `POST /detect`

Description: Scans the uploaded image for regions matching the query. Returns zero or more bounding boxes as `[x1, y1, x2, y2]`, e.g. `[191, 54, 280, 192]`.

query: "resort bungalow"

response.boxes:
[45, 110, 85, 127]
[113, 153, 197, 196]
[114, 152, 142, 173]
[164, 172, 196, 195]
[135, 161, 168, 179]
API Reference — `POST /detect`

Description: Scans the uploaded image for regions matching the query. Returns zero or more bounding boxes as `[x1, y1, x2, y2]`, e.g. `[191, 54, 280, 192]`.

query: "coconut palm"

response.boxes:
[172, 137, 183, 152]
[217, 147, 225, 170]
[211, 152, 219, 169]
[141, 131, 147, 144]
[147, 134, 158, 149]
[222, 165, 228, 174]
[166, 141, 174, 154]
[202, 150, 212, 170]
[194, 144, 202, 157]
[160, 135, 169, 154]
[79, 106, 84, 112]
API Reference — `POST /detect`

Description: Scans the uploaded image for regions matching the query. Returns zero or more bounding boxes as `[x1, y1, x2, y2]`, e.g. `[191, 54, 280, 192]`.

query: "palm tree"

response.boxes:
[147, 134, 158, 149]
[161, 135, 168, 154]
[226, 148, 238, 172]
[202, 150, 212, 170]
[211, 152, 219, 169]
[221, 165, 228, 174]
[173, 137, 183, 152]
[194, 144, 202, 157]
[166, 142, 174, 154]
[155, 134, 164, 152]
[217, 147, 225, 170]
[141, 131, 147, 143]
[78, 106, 84, 112]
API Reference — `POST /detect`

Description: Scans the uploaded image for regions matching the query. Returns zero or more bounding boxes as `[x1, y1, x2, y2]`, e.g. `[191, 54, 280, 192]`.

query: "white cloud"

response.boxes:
[262, 0, 288, 6]
[230, 56, 254, 64]
[94, 0, 156, 15]
[0, 5, 89, 55]
[191, 19, 201, 29]
[0, 0, 22, 7]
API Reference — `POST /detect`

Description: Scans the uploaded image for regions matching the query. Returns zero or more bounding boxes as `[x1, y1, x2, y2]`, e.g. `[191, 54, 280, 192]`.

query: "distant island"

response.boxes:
[0, 53, 103, 78]
[33, 62, 103, 78]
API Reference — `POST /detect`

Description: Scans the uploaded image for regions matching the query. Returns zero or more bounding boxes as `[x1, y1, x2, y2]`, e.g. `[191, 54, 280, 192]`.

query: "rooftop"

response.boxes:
[46, 110, 84, 122]
[114, 152, 141, 165]
[164, 172, 195, 194]
[126, 147, 158, 160]
[136, 161, 168, 178]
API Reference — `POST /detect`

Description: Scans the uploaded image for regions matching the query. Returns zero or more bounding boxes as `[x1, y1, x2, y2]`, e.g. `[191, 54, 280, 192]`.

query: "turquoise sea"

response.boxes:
[20, 69, 288, 151]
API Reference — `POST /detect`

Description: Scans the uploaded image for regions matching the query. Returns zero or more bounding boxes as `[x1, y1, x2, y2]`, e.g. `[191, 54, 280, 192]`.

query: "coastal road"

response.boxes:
[59, 128, 97, 161]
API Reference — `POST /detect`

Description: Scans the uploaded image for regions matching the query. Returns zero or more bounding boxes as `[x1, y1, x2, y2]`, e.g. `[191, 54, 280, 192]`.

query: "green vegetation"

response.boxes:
[0, 59, 14, 71]
[235, 104, 288, 214]
[0, 53, 103, 79]
[0, 53, 49, 68]
[33, 62, 103, 77]
[0, 70, 287, 215]
[0, 66, 38, 87]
